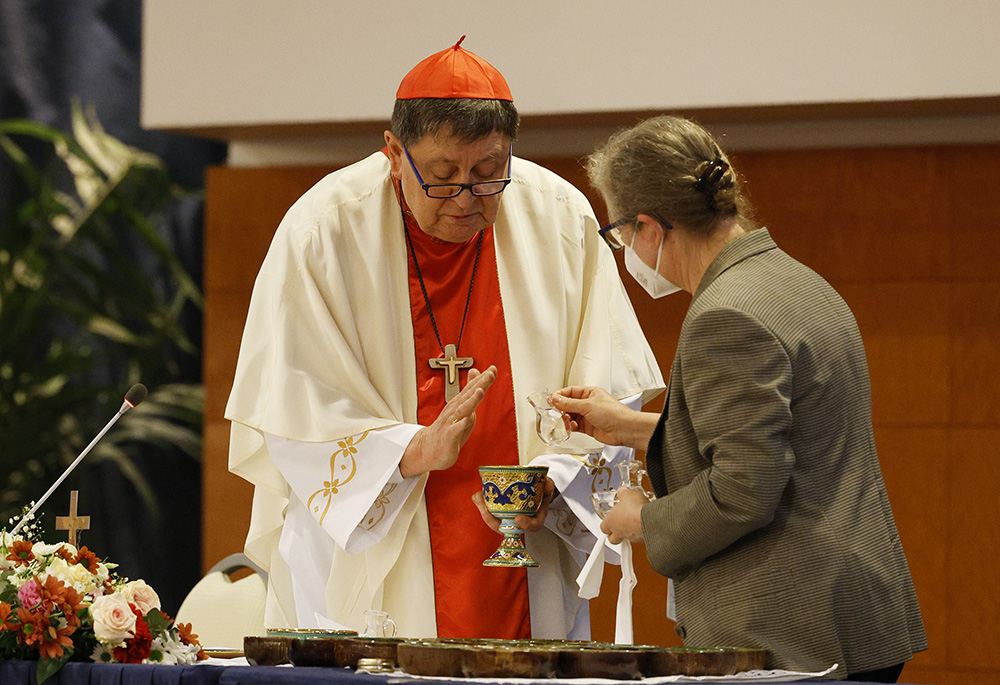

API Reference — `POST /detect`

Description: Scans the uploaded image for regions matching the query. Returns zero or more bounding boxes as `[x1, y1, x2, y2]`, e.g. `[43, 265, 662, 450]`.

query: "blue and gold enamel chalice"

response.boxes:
[479, 465, 549, 567]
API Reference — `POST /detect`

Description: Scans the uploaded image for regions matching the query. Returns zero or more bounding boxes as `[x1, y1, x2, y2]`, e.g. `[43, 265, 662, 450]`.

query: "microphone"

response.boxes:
[9, 383, 148, 538]
[122, 383, 148, 411]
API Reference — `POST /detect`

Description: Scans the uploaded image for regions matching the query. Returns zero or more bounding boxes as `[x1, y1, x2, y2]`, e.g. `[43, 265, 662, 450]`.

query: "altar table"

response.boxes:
[0, 661, 892, 685]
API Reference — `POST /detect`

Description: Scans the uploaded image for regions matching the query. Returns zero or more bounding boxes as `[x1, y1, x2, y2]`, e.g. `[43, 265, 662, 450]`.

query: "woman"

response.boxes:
[551, 116, 926, 682]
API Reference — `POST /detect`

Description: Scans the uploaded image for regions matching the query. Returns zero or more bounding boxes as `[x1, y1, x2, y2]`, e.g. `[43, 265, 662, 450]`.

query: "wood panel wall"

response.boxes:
[203, 144, 1000, 685]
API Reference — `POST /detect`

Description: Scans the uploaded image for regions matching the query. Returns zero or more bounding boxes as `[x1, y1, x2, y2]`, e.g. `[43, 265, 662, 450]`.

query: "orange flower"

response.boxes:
[63, 587, 87, 622]
[5, 540, 34, 566]
[175, 621, 199, 646]
[37, 576, 85, 630]
[73, 546, 101, 574]
[36, 623, 74, 660]
[42, 574, 76, 605]
[15, 606, 49, 647]
[175, 622, 207, 660]
[41, 574, 68, 601]
[55, 546, 75, 562]
[0, 601, 13, 630]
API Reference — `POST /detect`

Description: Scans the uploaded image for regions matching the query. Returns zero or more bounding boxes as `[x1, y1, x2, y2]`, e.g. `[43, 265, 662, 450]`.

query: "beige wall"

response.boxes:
[142, 0, 1000, 131]
[141, 2, 1000, 166]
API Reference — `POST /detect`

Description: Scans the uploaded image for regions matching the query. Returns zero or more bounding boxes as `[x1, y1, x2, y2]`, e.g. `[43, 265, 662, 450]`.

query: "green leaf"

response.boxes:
[0, 132, 43, 189]
[71, 100, 163, 179]
[85, 315, 149, 345]
[145, 607, 170, 636]
[37, 649, 72, 683]
[0, 576, 14, 602]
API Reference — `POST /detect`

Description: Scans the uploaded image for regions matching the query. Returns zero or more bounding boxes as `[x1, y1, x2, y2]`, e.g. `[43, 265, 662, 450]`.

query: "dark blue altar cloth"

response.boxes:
[0, 660, 225, 685]
[0, 661, 888, 685]
[0, 663, 393, 685]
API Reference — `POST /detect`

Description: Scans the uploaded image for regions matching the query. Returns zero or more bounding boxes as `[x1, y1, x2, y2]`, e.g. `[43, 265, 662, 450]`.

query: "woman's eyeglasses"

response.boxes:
[598, 217, 631, 252]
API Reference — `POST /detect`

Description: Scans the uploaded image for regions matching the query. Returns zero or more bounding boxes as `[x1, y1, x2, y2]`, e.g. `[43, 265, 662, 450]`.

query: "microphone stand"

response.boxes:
[9, 385, 146, 538]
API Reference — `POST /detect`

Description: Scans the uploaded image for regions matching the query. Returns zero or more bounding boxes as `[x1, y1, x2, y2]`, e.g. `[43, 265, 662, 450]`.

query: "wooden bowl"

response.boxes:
[338, 637, 406, 668]
[644, 646, 767, 677]
[396, 640, 468, 677]
[461, 644, 558, 679]
[553, 644, 646, 680]
[288, 637, 341, 667]
[243, 636, 292, 666]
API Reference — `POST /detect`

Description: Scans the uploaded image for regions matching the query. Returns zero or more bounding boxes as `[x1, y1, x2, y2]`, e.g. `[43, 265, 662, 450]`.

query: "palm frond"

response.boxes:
[0, 105, 204, 525]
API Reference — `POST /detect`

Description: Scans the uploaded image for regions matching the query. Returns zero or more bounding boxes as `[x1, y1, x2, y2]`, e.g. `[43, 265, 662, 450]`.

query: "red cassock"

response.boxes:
[402, 198, 531, 640]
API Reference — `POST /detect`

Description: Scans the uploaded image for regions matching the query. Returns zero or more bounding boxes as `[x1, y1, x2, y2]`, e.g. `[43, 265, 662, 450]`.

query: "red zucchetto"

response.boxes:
[396, 35, 513, 101]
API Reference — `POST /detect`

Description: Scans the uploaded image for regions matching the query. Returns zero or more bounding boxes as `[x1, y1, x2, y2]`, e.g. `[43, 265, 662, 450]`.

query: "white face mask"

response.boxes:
[624, 233, 681, 299]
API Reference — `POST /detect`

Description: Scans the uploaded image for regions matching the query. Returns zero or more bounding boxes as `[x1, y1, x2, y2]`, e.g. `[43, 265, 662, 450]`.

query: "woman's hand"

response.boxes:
[472, 477, 556, 533]
[550, 386, 657, 450]
[601, 487, 648, 544]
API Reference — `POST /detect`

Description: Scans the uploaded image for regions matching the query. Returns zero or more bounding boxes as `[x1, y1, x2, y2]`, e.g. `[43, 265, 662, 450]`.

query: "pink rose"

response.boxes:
[120, 579, 161, 615]
[17, 579, 43, 610]
[90, 593, 137, 645]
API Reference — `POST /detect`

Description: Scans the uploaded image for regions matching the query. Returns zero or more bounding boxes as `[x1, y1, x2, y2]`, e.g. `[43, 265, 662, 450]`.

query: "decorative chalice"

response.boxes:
[479, 465, 549, 567]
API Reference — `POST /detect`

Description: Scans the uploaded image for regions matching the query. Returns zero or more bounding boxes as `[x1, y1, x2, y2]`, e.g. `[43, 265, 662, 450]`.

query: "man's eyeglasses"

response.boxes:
[403, 145, 513, 199]
[598, 217, 632, 252]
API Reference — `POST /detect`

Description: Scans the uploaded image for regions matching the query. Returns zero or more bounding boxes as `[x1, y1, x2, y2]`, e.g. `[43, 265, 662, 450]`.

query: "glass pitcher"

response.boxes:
[527, 389, 570, 446]
[361, 609, 397, 638]
[617, 458, 654, 499]
[591, 458, 654, 519]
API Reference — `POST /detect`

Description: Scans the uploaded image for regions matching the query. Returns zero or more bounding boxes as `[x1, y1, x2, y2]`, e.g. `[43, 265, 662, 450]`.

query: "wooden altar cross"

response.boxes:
[55, 490, 91, 547]
[428, 343, 473, 401]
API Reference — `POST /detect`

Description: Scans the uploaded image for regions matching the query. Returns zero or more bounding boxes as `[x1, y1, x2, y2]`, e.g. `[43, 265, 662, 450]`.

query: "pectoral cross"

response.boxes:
[428, 343, 473, 401]
[55, 490, 91, 547]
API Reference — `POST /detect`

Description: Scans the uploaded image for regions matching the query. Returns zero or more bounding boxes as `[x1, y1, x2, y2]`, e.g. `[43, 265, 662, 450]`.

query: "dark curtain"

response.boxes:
[0, 0, 227, 614]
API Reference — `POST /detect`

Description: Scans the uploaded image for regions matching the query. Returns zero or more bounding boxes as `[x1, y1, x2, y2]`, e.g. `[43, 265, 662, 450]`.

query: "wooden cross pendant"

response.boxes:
[428, 343, 473, 401]
[55, 490, 91, 547]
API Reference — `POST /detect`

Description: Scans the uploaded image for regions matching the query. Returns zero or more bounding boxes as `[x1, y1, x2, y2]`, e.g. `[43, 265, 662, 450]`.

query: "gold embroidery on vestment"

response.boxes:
[587, 454, 613, 493]
[307, 430, 370, 525]
[552, 506, 580, 537]
[363, 483, 398, 530]
[558, 452, 613, 492]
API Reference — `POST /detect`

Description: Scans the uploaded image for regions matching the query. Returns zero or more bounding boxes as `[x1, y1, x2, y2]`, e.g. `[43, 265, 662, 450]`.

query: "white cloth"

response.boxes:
[615, 539, 636, 644]
[576, 534, 608, 601]
[225, 151, 664, 637]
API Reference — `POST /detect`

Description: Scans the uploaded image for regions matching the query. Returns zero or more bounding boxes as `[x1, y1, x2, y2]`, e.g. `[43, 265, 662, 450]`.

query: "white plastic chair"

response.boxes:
[174, 552, 268, 649]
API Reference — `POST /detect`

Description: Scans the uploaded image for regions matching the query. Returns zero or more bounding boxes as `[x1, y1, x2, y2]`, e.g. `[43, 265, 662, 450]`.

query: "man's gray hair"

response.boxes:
[391, 98, 518, 147]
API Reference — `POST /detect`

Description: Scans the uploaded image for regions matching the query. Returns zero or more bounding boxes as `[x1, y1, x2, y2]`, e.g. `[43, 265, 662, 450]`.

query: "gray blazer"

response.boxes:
[642, 229, 927, 678]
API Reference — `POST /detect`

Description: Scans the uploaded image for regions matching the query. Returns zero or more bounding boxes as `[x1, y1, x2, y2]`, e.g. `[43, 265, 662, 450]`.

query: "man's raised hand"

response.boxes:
[400, 366, 497, 477]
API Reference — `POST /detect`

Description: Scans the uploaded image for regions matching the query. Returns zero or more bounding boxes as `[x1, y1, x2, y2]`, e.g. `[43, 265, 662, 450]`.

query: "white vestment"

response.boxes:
[226, 151, 664, 637]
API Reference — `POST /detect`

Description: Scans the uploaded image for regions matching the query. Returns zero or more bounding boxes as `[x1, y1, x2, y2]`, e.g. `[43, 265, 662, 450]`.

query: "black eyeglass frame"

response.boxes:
[403, 145, 513, 199]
